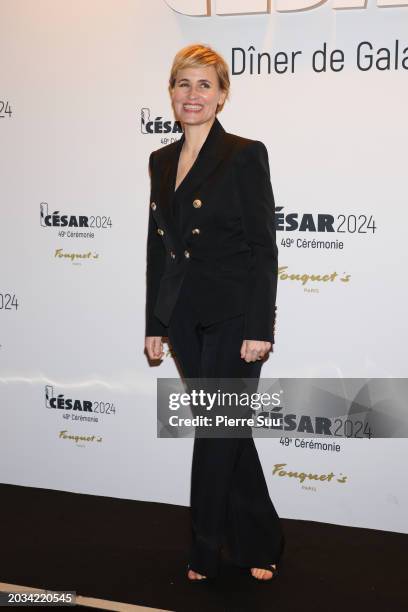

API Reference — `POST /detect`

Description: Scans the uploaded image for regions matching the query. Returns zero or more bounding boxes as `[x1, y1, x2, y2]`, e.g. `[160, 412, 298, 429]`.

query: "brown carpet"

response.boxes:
[0, 483, 405, 612]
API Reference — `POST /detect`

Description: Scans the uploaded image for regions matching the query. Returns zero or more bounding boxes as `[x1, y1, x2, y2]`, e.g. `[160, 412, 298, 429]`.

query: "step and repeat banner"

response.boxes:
[1, 0, 407, 533]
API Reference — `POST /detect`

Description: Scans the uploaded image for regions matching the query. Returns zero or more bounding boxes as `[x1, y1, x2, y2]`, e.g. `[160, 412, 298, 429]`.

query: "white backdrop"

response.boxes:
[0, 0, 407, 533]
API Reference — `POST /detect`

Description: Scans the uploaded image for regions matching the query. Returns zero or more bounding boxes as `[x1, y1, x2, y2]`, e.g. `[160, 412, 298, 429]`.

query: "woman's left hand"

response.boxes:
[240, 340, 272, 363]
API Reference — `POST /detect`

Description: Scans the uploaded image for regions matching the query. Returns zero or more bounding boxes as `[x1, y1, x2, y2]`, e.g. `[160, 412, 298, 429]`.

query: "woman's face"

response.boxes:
[171, 65, 227, 127]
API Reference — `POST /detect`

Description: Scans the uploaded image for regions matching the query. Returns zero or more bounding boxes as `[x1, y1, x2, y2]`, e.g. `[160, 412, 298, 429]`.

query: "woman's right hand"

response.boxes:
[145, 336, 164, 361]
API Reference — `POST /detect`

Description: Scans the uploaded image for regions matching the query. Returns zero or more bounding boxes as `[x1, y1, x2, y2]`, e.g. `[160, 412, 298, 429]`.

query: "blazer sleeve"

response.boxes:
[145, 151, 168, 337]
[236, 140, 278, 343]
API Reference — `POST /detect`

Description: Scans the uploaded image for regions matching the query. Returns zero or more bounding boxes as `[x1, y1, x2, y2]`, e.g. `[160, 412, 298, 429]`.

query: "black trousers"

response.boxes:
[167, 276, 284, 578]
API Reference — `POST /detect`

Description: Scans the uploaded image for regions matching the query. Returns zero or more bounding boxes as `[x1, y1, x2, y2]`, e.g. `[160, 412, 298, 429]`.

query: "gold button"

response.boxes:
[170, 251, 176, 259]
[151, 202, 157, 210]
[184, 250, 190, 258]
[157, 228, 164, 236]
[192, 228, 200, 235]
[193, 199, 202, 209]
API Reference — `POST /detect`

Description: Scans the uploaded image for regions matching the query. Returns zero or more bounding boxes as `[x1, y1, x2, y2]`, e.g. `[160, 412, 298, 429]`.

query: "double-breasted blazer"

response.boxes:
[145, 117, 278, 343]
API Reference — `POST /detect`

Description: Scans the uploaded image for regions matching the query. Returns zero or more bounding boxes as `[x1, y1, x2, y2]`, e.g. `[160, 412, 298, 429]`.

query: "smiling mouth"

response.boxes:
[183, 104, 203, 112]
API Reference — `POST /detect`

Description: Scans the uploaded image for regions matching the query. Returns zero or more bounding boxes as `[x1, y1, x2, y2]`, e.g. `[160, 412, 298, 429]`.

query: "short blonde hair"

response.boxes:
[169, 44, 230, 113]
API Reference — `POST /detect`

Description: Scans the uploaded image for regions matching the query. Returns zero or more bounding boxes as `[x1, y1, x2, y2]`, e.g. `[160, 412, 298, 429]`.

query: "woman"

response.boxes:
[145, 44, 284, 581]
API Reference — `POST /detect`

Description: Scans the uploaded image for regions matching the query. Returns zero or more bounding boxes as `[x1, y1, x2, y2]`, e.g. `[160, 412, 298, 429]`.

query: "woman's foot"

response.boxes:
[187, 568, 207, 580]
[250, 564, 277, 581]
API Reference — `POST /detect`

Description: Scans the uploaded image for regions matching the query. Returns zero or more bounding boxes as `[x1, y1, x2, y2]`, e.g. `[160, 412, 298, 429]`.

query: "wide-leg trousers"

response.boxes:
[167, 276, 284, 578]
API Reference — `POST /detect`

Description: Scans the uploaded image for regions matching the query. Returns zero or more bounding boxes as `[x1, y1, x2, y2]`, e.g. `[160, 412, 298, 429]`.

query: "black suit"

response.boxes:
[145, 117, 284, 578]
[146, 117, 278, 342]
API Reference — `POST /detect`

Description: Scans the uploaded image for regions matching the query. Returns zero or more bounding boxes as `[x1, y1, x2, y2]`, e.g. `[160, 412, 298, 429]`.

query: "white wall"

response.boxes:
[0, 0, 407, 533]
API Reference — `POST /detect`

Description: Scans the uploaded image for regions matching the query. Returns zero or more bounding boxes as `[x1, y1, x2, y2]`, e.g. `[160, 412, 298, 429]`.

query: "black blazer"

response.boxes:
[145, 117, 278, 343]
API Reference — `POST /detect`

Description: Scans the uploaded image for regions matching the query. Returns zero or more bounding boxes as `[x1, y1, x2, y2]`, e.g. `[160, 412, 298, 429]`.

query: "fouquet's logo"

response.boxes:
[165, 0, 408, 16]
[278, 265, 351, 286]
[141, 108, 182, 135]
[59, 430, 102, 444]
[45, 386, 93, 412]
[272, 463, 348, 485]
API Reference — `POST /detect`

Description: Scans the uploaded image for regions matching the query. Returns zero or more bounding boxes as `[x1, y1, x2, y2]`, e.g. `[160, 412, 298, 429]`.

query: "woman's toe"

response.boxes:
[251, 568, 263, 579]
[187, 569, 207, 580]
[251, 564, 276, 580]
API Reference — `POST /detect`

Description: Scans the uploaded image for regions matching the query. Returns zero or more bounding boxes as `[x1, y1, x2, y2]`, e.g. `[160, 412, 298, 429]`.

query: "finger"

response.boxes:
[153, 340, 163, 358]
[148, 338, 162, 360]
[149, 345, 158, 360]
[145, 341, 154, 360]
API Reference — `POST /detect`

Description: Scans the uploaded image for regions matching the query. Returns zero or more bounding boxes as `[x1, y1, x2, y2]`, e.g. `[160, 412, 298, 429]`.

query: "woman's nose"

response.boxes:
[187, 86, 200, 98]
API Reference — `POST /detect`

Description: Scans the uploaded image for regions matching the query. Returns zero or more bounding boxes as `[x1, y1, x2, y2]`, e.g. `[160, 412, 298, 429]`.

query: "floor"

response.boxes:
[0, 483, 406, 612]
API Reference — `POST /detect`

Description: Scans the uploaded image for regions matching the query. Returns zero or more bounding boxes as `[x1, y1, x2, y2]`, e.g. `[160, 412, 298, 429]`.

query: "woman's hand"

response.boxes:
[240, 339, 272, 363]
[145, 336, 164, 361]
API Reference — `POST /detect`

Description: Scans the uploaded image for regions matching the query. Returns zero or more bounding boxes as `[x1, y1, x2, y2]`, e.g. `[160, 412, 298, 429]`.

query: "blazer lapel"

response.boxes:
[161, 118, 227, 205]
[157, 135, 184, 226]
[172, 117, 227, 203]
[157, 117, 228, 245]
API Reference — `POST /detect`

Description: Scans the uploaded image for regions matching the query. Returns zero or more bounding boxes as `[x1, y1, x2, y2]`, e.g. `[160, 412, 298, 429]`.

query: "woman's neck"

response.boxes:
[181, 117, 216, 157]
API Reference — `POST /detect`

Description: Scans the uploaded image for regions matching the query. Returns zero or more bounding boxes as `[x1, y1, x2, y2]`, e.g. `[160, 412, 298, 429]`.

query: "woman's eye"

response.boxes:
[177, 82, 210, 88]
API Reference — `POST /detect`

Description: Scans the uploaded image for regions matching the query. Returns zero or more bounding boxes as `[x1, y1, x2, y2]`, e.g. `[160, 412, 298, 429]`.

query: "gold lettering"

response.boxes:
[53, 248, 99, 262]
[58, 430, 102, 443]
[278, 266, 350, 286]
[272, 463, 347, 485]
